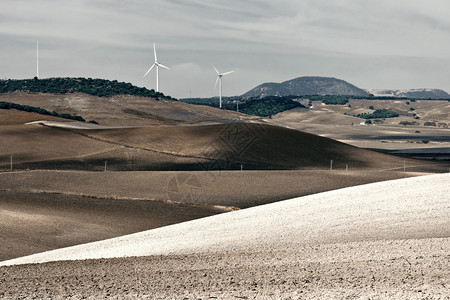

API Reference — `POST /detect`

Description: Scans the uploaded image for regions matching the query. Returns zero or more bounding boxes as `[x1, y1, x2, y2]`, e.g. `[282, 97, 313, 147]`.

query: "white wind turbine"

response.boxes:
[213, 65, 234, 109]
[143, 43, 169, 92]
[36, 40, 39, 79]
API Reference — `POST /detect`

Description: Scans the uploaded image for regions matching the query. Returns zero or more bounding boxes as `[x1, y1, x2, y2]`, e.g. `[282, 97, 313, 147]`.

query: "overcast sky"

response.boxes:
[2, 0, 450, 98]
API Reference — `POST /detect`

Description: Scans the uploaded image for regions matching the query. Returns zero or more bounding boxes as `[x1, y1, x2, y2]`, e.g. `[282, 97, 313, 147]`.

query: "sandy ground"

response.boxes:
[0, 174, 449, 298]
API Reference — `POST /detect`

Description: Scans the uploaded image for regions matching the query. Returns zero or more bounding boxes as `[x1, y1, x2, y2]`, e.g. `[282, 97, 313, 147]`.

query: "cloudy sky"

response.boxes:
[1, 0, 450, 98]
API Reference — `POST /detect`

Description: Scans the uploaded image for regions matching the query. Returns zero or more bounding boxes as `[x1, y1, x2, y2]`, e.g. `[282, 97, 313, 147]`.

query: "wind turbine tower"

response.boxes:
[36, 40, 39, 79]
[213, 65, 234, 109]
[143, 43, 169, 92]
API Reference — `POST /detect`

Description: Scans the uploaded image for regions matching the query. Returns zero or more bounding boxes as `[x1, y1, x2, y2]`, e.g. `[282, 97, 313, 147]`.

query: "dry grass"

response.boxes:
[0, 92, 251, 126]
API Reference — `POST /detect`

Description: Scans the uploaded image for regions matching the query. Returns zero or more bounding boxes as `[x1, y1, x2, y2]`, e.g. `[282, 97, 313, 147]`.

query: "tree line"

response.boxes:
[0, 77, 173, 99]
[0, 101, 86, 122]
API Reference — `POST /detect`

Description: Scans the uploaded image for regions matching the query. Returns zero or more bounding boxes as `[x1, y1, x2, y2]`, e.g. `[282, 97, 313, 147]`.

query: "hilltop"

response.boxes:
[0, 77, 172, 100]
[242, 76, 370, 98]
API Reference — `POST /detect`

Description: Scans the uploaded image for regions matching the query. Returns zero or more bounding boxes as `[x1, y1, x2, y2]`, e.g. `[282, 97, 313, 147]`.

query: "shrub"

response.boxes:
[0, 101, 86, 122]
[399, 121, 419, 126]
[354, 109, 399, 119]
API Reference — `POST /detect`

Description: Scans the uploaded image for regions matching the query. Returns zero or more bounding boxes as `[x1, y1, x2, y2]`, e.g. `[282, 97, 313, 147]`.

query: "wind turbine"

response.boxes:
[36, 40, 39, 79]
[143, 43, 169, 92]
[213, 65, 234, 109]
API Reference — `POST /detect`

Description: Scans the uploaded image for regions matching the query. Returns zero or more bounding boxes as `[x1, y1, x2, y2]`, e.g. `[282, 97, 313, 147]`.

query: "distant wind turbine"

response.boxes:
[143, 43, 169, 92]
[36, 40, 39, 79]
[213, 65, 234, 109]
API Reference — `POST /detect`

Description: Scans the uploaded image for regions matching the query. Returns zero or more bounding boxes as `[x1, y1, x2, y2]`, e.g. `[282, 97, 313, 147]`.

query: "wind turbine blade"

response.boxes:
[158, 63, 170, 70]
[212, 65, 219, 75]
[214, 76, 219, 90]
[143, 63, 155, 77]
[153, 43, 157, 62]
[221, 70, 234, 76]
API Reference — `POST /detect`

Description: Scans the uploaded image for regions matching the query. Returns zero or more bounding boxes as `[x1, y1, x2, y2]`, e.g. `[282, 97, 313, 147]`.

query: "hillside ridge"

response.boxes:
[0, 77, 173, 100]
[242, 76, 370, 98]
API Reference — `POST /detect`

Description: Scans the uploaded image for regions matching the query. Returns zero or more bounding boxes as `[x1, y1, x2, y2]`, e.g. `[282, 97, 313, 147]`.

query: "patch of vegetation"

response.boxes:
[181, 96, 241, 107]
[369, 105, 374, 110]
[409, 107, 415, 111]
[0, 101, 86, 122]
[0, 77, 173, 100]
[400, 121, 419, 126]
[354, 109, 399, 119]
[182, 95, 304, 117]
[238, 96, 305, 117]
[307, 95, 349, 105]
[424, 121, 437, 127]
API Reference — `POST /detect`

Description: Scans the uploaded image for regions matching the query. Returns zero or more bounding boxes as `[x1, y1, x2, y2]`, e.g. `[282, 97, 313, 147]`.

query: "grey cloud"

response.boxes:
[2, 0, 450, 98]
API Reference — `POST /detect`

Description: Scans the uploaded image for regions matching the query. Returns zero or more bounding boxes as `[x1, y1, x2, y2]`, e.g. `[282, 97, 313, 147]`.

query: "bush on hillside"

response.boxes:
[354, 108, 399, 119]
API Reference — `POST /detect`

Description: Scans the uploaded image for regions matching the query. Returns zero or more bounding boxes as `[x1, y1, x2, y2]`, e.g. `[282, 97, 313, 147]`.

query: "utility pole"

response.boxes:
[403, 161, 406, 172]
[104, 161, 107, 172]
[330, 160, 333, 171]
[240, 164, 243, 171]
[346, 164, 348, 172]
[10, 155, 13, 171]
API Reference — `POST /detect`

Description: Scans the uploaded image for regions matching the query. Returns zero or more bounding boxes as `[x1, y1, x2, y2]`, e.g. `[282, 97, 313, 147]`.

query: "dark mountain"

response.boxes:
[242, 76, 370, 98]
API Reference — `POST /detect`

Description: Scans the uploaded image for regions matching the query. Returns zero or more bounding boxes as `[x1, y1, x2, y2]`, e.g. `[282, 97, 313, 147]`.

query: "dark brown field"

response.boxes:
[0, 190, 221, 261]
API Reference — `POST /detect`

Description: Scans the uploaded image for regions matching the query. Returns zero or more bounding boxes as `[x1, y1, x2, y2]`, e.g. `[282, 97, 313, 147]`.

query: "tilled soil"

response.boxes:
[1, 238, 449, 299]
[0, 190, 222, 261]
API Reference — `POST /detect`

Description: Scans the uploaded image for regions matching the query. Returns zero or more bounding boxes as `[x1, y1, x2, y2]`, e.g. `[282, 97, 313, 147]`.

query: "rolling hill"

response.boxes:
[370, 88, 450, 99]
[0, 92, 250, 126]
[242, 76, 370, 98]
[1, 109, 442, 172]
